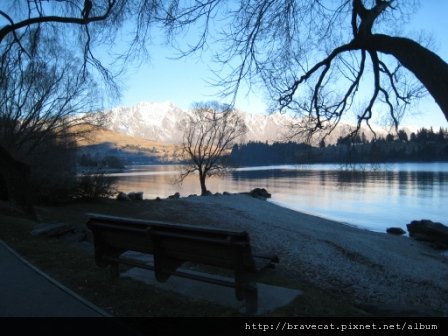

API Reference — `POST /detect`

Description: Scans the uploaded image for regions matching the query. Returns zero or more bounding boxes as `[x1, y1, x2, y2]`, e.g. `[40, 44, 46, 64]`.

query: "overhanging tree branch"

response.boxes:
[157, 0, 448, 142]
[0, 0, 117, 43]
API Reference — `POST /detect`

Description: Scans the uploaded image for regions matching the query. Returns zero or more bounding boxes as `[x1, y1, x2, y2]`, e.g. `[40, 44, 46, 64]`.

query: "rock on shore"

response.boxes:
[407, 219, 448, 249]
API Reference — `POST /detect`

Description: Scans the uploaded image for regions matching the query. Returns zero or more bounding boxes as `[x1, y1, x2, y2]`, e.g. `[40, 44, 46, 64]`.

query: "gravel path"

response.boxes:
[164, 194, 448, 315]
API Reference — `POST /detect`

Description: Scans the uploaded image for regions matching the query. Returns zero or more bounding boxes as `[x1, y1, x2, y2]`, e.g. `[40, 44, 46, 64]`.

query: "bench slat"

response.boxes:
[87, 213, 249, 237]
[146, 228, 251, 246]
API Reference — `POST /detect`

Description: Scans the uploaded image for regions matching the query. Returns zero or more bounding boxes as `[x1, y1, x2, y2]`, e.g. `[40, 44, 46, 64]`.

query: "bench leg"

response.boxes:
[235, 271, 258, 314]
[110, 262, 119, 279]
[245, 284, 258, 315]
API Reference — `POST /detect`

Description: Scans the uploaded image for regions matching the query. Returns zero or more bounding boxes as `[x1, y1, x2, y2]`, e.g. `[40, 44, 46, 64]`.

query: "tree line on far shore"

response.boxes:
[230, 127, 448, 166]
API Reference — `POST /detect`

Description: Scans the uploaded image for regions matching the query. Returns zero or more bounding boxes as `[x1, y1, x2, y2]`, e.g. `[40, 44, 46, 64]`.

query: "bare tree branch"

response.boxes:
[0, 0, 118, 43]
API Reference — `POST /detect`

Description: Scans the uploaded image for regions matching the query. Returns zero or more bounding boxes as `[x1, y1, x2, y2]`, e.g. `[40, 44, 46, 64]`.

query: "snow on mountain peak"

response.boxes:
[104, 101, 367, 144]
[104, 101, 292, 143]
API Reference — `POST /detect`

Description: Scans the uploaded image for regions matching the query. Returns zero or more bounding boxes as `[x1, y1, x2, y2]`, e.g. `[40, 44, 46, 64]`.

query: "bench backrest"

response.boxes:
[86, 213, 257, 272]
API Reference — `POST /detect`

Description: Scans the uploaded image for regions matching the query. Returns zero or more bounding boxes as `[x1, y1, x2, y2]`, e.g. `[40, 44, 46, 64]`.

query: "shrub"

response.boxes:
[33, 173, 77, 203]
[76, 172, 118, 200]
[28, 135, 78, 204]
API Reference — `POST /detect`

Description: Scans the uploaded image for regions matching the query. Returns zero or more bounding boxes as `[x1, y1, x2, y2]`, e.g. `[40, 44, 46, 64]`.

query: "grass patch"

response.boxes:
[0, 199, 372, 317]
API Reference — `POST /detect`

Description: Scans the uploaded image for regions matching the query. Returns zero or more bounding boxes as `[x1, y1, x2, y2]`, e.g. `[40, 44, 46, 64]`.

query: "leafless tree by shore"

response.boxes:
[178, 102, 247, 196]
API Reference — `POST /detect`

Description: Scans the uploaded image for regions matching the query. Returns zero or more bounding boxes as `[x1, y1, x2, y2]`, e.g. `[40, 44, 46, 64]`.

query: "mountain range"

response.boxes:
[104, 101, 381, 145]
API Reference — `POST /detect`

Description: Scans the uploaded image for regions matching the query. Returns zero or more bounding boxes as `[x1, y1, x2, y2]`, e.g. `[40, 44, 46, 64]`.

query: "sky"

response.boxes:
[112, 0, 448, 129]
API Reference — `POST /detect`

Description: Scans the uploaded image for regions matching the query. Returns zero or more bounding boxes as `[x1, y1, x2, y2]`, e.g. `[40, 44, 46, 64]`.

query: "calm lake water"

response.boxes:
[108, 163, 448, 233]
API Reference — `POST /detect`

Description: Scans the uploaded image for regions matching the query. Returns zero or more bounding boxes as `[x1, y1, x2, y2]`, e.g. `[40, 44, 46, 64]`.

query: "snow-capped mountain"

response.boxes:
[105, 101, 295, 144]
[105, 101, 186, 143]
[104, 101, 385, 144]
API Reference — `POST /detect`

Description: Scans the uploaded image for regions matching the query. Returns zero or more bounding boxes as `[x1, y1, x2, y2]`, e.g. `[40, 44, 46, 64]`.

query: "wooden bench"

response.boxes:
[86, 213, 279, 314]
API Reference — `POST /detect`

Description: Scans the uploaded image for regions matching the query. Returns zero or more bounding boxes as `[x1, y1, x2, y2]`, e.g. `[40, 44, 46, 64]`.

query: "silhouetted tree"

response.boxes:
[416, 128, 428, 143]
[230, 141, 313, 165]
[437, 128, 448, 142]
[386, 134, 395, 142]
[178, 102, 247, 195]
[0, 26, 101, 214]
[28, 130, 78, 203]
[398, 129, 408, 142]
[0, 0, 121, 213]
[319, 138, 326, 148]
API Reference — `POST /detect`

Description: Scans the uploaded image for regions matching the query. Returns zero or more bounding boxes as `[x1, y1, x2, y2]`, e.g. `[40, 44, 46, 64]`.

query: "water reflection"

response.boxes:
[109, 163, 448, 233]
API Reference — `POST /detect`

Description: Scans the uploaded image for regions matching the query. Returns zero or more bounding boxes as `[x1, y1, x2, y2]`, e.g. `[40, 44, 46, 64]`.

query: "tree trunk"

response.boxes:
[199, 171, 208, 196]
[366, 34, 448, 122]
[0, 144, 36, 219]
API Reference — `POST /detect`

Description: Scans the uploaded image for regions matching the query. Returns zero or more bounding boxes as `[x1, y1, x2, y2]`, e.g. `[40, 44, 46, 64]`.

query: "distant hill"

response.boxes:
[77, 128, 178, 165]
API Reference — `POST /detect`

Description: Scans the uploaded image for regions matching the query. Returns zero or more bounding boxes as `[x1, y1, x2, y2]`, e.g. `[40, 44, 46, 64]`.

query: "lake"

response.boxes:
[107, 162, 448, 233]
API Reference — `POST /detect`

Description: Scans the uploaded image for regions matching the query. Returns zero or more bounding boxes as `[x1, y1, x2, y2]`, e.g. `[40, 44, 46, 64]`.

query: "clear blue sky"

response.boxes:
[114, 1, 448, 129]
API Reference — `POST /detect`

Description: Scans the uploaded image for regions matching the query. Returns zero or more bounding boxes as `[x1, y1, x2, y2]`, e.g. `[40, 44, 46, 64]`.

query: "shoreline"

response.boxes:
[267, 198, 370, 233]
[3, 193, 447, 315]
[111, 162, 448, 234]
[161, 194, 448, 315]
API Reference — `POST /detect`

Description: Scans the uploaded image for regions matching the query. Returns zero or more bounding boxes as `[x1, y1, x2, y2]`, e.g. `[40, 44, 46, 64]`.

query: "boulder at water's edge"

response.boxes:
[386, 227, 406, 235]
[407, 219, 448, 249]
